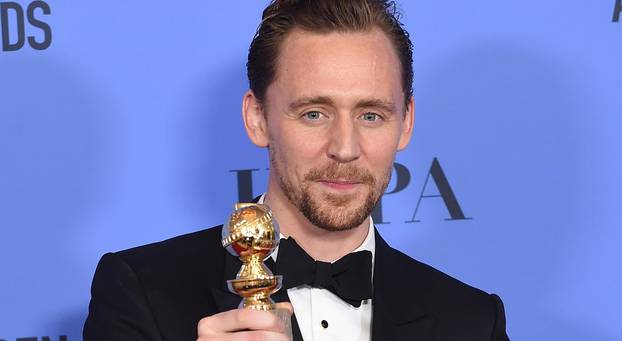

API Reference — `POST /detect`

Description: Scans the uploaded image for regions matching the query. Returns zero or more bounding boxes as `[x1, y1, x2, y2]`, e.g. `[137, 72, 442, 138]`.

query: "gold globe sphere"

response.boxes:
[222, 203, 280, 260]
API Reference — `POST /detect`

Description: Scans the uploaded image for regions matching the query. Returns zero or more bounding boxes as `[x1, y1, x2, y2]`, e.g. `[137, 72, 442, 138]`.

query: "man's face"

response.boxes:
[249, 27, 414, 231]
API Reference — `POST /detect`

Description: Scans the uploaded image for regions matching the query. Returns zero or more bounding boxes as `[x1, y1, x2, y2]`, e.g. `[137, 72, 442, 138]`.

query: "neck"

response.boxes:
[264, 178, 370, 262]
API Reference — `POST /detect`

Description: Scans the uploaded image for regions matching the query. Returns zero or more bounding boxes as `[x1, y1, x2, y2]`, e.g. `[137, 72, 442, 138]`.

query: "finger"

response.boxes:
[198, 308, 284, 336]
[275, 302, 294, 315]
[197, 330, 290, 341]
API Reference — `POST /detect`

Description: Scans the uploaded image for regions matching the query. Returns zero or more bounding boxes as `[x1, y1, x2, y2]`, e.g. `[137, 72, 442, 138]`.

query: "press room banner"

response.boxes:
[1, 1, 621, 340]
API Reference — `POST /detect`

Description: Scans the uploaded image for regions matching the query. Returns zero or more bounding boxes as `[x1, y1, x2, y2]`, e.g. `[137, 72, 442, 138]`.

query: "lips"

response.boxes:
[318, 179, 362, 190]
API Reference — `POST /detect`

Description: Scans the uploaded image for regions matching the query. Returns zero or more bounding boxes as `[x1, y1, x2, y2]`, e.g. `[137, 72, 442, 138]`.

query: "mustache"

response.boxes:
[304, 163, 376, 185]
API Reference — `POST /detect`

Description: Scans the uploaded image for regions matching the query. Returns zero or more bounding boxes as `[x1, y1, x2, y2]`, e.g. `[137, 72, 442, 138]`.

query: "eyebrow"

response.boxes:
[288, 96, 397, 113]
[289, 96, 335, 111]
[355, 98, 397, 114]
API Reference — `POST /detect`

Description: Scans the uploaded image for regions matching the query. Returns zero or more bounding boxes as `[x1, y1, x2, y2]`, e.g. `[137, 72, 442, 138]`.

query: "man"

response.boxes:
[84, 1, 510, 340]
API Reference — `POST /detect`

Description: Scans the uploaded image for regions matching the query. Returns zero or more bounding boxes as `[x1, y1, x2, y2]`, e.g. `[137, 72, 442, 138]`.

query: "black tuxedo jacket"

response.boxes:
[83, 226, 510, 341]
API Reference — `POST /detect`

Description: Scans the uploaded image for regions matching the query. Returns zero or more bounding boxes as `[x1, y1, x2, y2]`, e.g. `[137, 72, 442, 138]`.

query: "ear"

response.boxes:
[242, 90, 269, 147]
[397, 96, 415, 151]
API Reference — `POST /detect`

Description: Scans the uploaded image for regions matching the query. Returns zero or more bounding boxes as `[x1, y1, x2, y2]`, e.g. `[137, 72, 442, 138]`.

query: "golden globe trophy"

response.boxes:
[221, 203, 292, 339]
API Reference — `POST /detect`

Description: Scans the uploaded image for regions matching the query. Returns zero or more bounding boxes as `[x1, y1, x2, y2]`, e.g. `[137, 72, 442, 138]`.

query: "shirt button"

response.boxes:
[321, 320, 328, 329]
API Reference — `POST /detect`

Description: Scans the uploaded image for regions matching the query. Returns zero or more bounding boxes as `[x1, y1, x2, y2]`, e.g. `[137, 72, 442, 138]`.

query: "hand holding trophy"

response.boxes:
[221, 203, 293, 340]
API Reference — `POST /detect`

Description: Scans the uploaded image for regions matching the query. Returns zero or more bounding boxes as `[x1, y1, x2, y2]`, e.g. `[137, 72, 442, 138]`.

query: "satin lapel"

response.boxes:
[372, 229, 436, 341]
[269, 254, 304, 341]
[210, 250, 243, 312]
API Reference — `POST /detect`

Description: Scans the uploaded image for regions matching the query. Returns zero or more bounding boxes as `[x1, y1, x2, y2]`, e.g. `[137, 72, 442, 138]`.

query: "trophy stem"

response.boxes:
[238, 256, 271, 279]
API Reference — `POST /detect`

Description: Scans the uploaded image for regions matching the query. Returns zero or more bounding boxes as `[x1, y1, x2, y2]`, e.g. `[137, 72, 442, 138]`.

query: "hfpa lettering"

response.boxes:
[230, 157, 471, 224]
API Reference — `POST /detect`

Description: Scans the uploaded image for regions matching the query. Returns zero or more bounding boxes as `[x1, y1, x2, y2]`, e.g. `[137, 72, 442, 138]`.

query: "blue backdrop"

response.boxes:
[1, 1, 621, 340]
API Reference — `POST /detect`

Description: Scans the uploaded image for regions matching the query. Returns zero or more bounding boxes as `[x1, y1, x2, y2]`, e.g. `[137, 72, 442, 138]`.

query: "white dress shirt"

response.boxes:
[258, 194, 375, 341]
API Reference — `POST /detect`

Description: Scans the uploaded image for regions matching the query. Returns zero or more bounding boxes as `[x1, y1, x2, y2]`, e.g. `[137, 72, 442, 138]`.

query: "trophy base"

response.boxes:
[227, 275, 283, 310]
[239, 296, 275, 311]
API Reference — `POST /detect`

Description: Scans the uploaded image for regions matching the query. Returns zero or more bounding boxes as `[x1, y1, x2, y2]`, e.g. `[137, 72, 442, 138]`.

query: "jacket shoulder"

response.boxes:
[84, 226, 228, 340]
[380, 245, 509, 339]
[112, 225, 226, 288]
[117, 225, 224, 263]
[375, 230, 490, 301]
[391, 246, 490, 298]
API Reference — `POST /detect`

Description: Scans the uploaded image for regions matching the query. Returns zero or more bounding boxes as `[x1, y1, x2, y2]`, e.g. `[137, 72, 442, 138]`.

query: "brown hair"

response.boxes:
[247, 0, 414, 106]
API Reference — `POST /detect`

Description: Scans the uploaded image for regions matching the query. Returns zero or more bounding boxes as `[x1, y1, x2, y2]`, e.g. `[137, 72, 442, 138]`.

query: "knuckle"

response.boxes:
[248, 332, 266, 341]
[197, 316, 216, 334]
[197, 317, 210, 330]
[197, 336, 216, 341]
[235, 308, 254, 324]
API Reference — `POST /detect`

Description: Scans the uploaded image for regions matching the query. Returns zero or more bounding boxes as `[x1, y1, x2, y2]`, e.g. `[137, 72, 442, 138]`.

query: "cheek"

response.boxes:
[271, 125, 324, 177]
[360, 128, 401, 165]
[369, 148, 397, 178]
[279, 121, 326, 154]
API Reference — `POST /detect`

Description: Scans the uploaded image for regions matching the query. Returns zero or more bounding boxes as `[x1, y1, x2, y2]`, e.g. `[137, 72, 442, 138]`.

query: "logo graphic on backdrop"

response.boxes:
[614, 0, 622, 22]
[230, 158, 471, 225]
[0, 337, 66, 341]
[0, 1, 51, 51]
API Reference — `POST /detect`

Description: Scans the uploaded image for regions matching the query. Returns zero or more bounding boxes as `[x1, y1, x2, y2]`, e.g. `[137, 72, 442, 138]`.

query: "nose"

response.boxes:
[326, 116, 361, 163]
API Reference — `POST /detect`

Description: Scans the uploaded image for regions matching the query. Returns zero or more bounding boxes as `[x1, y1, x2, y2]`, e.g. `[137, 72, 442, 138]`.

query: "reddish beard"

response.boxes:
[272, 152, 391, 231]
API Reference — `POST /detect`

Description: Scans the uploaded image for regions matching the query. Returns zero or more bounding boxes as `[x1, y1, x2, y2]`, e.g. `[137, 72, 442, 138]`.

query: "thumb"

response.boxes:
[275, 302, 294, 315]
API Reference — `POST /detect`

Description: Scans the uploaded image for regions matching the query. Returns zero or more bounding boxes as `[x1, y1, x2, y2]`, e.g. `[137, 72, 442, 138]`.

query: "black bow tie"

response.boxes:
[274, 237, 373, 308]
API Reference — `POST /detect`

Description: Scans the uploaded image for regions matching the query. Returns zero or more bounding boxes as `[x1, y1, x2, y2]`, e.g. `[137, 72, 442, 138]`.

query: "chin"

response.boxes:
[303, 191, 375, 232]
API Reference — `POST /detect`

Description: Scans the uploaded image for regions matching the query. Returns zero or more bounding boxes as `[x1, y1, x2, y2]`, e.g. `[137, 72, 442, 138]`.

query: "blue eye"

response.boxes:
[361, 112, 381, 122]
[304, 111, 322, 120]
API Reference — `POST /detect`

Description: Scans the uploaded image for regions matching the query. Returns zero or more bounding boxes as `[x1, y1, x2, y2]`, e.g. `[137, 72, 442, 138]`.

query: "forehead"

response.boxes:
[269, 27, 403, 107]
